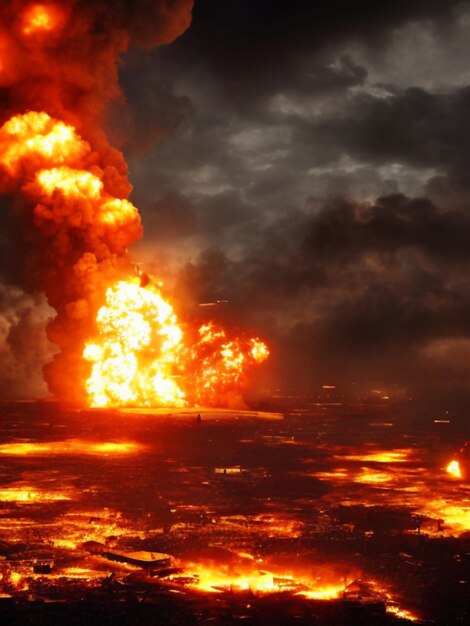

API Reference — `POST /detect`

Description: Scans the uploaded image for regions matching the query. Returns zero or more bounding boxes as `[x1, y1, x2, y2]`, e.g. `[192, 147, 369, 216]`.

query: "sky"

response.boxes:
[3, 0, 470, 402]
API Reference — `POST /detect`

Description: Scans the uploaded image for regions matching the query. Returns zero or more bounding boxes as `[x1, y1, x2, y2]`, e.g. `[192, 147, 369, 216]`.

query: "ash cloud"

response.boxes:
[173, 193, 470, 396]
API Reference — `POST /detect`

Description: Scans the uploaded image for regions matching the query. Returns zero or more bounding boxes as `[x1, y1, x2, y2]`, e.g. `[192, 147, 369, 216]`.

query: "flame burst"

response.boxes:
[84, 279, 186, 407]
[84, 279, 269, 408]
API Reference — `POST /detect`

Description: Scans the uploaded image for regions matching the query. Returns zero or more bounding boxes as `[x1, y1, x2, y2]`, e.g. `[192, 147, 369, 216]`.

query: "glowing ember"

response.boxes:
[49, 567, 109, 581]
[353, 467, 394, 484]
[48, 509, 151, 550]
[446, 459, 462, 479]
[367, 580, 420, 622]
[0, 486, 71, 503]
[212, 514, 303, 538]
[338, 449, 413, 463]
[0, 439, 142, 456]
[386, 605, 419, 621]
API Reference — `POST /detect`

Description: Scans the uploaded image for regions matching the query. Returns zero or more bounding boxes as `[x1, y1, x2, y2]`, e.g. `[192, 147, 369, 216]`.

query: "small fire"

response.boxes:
[1, 570, 29, 593]
[338, 449, 413, 463]
[446, 460, 462, 479]
[0, 486, 72, 503]
[175, 560, 349, 598]
[0, 439, 142, 456]
[297, 586, 346, 600]
[418, 499, 470, 535]
[353, 467, 394, 484]
[189, 322, 269, 407]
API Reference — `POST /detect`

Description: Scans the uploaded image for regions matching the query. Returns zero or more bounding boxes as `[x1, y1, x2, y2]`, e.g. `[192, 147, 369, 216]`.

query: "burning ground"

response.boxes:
[0, 400, 469, 624]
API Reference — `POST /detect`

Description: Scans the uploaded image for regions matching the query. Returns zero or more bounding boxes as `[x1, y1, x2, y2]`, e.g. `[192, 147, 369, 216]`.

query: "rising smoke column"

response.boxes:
[0, 1, 194, 400]
[0, 1, 269, 406]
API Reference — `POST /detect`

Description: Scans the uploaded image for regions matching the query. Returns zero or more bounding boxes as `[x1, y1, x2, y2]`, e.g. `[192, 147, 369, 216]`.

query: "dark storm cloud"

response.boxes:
[109, 69, 193, 155]
[134, 190, 259, 244]
[163, 0, 462, 106]
[127, 4, 470, 255]
[173, 192, 470, 392]
[177, 193, 470, 309]
[305, 194, 470, 263]
[316, 86, 470, 170]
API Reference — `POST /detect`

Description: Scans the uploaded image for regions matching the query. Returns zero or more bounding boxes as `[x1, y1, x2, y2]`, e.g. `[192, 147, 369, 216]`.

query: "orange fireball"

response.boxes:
[84, 279, 269, 408]
[84, 279, 186, 407]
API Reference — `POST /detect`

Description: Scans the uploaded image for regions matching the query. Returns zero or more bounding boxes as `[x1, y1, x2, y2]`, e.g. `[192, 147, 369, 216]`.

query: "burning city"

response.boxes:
[1, 1, 470, 625]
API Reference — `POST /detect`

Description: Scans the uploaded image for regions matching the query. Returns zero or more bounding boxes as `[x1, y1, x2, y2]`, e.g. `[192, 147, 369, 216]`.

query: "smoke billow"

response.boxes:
[0, 0, 194, 399]
[0, 283, 53, 399]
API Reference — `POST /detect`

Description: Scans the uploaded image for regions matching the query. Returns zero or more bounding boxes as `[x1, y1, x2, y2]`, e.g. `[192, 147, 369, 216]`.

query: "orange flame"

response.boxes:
[175, 560, 348, 598]
[84, 280, 269, 408]
[0, 112, 88, 175]
[84, 279, 186, 407]
[171, 560, 418, 619]
[0, 439, 142, 456]
[446, 460, 462, 479]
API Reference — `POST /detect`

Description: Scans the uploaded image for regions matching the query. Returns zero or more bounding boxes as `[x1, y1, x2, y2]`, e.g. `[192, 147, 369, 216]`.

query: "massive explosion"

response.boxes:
[0, 1, 268, 406]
